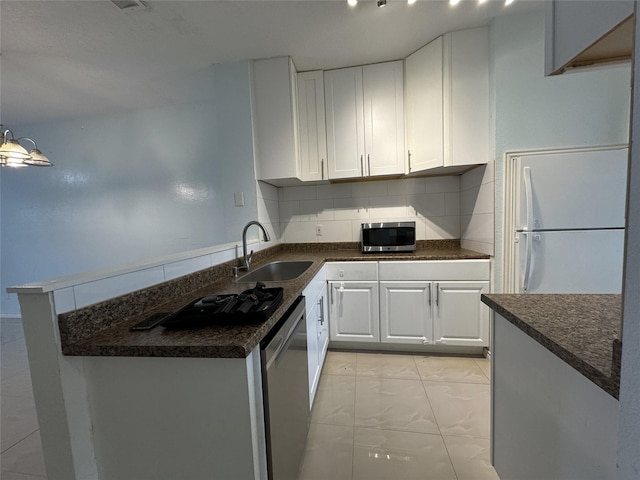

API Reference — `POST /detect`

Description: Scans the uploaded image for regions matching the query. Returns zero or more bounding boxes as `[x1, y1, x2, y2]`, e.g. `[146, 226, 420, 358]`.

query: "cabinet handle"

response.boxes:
[436, 283, 439, 306]
[367, 154, 371, 176]
[321, 159, 325, 180]
[428, 285, 432, 306]
[408, 150, 412, 173]
[360, 155, 364, 177]
[318, 297, 324, 325]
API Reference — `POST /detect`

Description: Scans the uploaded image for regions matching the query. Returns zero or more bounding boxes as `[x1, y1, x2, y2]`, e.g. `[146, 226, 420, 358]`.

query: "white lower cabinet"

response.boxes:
[380, 280, 489, 347]
[379, 281, 432, 344]
[304, 266, 328, 409]
[433, 281, 489, 347]
[306, 290, 328, 407]
[329, 281, 380, 343]
[328, 260, 490, 349]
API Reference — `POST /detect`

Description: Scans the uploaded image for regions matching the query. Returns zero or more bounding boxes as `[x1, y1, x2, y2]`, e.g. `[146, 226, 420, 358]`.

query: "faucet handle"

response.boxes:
[247, 250, 254, 267]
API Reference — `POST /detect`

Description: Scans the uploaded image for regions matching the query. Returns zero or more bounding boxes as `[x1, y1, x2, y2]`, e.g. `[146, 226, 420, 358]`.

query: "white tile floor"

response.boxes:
[300, 351, 499, 480]
[0, 319, 498, 480]
[1, 319, 47, 480]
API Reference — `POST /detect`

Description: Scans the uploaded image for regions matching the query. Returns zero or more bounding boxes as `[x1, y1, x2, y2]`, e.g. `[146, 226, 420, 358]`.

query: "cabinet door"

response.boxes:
[363, 61, 405, 176]
[252, 57, 301, 181]
[324, 67, 366, 179]
[297, 71, 328, 181]
[404, 37, 444, 173]
[317, 290, 329, 367]
[443, 28, 489, 167]
[545, 0, 633, 76]
[306, 298, 321, 409]
[329, 281, 379, 343]
[380, 281, 433, 344]
[433, 281, 489, 347]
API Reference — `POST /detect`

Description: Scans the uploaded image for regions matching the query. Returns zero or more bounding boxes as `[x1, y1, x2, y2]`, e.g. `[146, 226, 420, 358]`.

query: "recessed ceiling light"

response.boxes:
[347, 0, 358, 6]
[408, 0, 417, 4]
[377, 0, 387, 7]
[450, 0, 461, 6]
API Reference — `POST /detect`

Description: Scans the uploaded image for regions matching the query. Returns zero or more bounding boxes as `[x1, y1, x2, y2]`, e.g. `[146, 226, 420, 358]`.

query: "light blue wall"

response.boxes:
[492, 11, 632, 291]
[1, 61, 257, 315]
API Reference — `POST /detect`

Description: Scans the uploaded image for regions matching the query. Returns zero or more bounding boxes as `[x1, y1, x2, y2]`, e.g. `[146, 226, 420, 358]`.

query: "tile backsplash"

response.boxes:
[460, 163, 495, 256]
[278, 176, 462, 243]
[256, 165, 495, 256]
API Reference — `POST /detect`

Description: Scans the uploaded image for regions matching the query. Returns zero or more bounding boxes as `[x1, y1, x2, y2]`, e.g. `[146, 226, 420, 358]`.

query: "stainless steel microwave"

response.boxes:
[361, 222, 416, 253]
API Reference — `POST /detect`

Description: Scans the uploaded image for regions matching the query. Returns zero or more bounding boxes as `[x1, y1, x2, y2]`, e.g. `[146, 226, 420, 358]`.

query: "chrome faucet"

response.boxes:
[235, 220, 270, 276]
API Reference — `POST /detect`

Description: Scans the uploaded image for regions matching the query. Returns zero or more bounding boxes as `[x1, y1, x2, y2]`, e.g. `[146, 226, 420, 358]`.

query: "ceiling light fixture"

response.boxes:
[377, 0, 387, 7]
[505, 0, 515, 5]
[408, 0, 417, 4]
[110, 0, 149, 11]
[0, 127, 53, 168]
[450, 0, 461, 6]
[347, 0, 358, 6]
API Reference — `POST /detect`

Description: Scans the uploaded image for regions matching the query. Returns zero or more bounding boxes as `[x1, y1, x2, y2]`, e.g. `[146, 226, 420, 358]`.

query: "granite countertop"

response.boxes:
[481, 293, 622, 398]
[58, 241, 489, 359]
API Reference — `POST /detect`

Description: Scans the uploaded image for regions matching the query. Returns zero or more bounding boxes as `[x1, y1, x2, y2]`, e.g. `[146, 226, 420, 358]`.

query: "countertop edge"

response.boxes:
[481, 294, 621, 399]
[58, 245, 490, 360]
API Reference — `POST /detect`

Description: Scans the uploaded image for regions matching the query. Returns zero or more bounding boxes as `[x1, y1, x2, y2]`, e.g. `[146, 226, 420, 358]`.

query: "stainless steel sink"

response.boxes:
[235, 260, 314, 283]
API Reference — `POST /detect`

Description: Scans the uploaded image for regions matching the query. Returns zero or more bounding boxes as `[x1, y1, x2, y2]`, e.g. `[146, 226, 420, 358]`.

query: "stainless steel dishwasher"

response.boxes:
[261, 296, 310, 480]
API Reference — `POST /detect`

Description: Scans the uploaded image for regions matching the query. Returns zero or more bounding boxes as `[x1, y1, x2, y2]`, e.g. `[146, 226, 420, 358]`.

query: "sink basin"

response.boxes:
[236, 260, 314, 283]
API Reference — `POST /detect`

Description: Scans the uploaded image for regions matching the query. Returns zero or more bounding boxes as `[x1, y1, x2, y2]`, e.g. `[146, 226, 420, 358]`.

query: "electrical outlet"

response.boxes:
[316, 224, 322, 236]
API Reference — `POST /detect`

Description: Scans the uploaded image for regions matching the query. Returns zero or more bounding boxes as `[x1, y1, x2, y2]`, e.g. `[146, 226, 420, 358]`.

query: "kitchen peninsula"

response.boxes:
[10, 241, 488, 480]
[481, 294, 621, 480]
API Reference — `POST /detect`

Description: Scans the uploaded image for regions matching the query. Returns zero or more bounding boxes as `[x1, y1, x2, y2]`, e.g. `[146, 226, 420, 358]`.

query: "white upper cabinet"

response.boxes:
[325, 66, 366, 179]
[545, 0, 633, 76]
[444, 28, 489, 168]
[363, 62, 406, 177]
[405, 37, 444, 173]
[405, 27, 489, 174]
[297, 71, 328, 181]
[252, 57, 301, 183]
[325, 61, 405, 180]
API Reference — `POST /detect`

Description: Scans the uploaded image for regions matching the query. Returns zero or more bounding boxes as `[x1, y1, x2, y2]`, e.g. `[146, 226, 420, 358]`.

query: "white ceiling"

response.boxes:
[1, 0, 543, 126]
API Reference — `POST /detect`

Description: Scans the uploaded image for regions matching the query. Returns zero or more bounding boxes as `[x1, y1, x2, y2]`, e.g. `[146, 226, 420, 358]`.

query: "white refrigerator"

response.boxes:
[512, 147, 628, 294]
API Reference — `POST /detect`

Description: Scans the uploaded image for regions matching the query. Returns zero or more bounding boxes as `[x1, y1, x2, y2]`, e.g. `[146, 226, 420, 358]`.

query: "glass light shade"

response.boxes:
[0, 139, 30, 167]
[0, 156, 29, 168]
[23, 148, 53, 167]
[0, 139, 30, 159]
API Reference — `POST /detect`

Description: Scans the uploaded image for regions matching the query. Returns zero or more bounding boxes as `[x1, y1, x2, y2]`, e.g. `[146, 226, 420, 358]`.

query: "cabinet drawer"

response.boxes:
[379, 260, 489, 281]
[325, 262, 378, 281]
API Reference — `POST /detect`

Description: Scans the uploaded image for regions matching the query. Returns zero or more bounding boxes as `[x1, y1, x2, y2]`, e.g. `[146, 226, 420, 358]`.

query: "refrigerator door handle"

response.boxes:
[521, 232, 541, 293]
[522, 232, 533, 293]
[523, 166, 533, 231]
